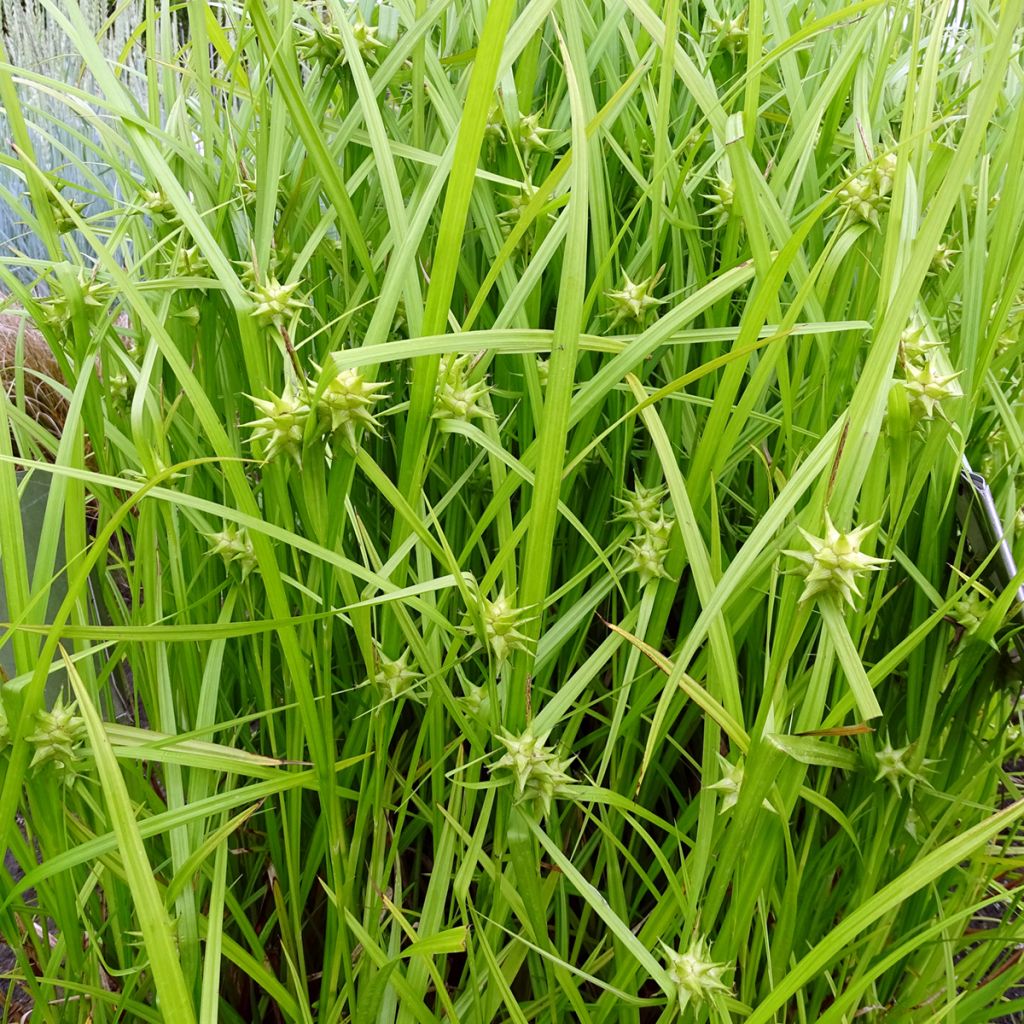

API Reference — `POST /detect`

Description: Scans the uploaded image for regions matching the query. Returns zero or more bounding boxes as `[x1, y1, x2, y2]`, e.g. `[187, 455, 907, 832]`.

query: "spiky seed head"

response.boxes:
[481, 591, 533, 665]
[250, 278, 307, 325]
[615, 482, 670, 531]
[703, 175, 735, 225]
[930, 238, 958, 276]
[39, 270, 110, 330]
[605, 273, 665, 327]
[177, 244, 211, 278]
[785, 513, 889, 607]
[174, 305, 201, 327]
[434, 355, 491, 421]
[26, 697, 86, 784]
[662, 935, 733, 1015]
[901, 360, 961, 420]
[138, 188, 177, 218]
[706, 752, 773, 813]
[518, 112, 553, 153]
[708, 10, 748, 52]
[626, 530, 673, 584]
[246, 386, 312, 465]
[871, 151, 898, 197]
[874, 739, 936, 795]
[899, 325, 942, 365]
[351, 18, 385, 62]
[535, 357, 550, 387]
[838, 174, 883, 227]
[951, 590, 989, 637]
[371, 650, 423, 703]
[314, 364, 388, 449]
[107, 373, 131, 405]
[707, 753, 744, 813]
[493, 728, 573, 818]
[461, 683, 492, 723]
[43, 187, 89, 234]
[206, 524, 258, 579]
[484, 106, 506, 142]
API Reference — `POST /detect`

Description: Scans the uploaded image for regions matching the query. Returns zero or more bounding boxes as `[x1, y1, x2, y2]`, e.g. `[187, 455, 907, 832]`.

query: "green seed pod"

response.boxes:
[605, 272, 665, 327]
[434, 355, 491, 421]
[785, 514, 889, 607]
[370, 650, 423, 704]
[314, 364, 388, 450]
[662, 936, 733, 1015]
[245, 386, 312, 465]
[492, 727, 573, 818]
[206, 524, 258, 579]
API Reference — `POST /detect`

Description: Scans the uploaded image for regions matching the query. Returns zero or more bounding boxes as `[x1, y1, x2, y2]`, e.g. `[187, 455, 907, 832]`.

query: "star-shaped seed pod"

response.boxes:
[484, 105, 506, 142]
[785, 513, 889, 607]
[26, 696, 86, 784]
[708, 10, 748, 53]
[662, 935, 733, 1015]
[370, 649, 423, 704]
[42, 186, 89, 235]
[492, 728, 574, 818]
[605, 271, 665, 327]
[899, 325, 943, 366]
[626, 528, 673, 584]
[929, 238, 958, 276]
[206, 524, 258, 579]
[838, 174, 884, 227]
[614, 482, 670, 532]
[951, 590, 988, 637]
[517, 112, 553, 153]
[481, 591, 534, 665]
[706, 752, 773, 813]
[249, 278, 308, 326]
[313, 364, 388, 450]
[245, 386, 312, 465]
[874, 738, 937, 796]
[433, 354, 492, 421]
[137, 187, 177, 219]
[703, 174, 735, 226]
[901, 360, 961, 420]
[38, 269, 110, 330]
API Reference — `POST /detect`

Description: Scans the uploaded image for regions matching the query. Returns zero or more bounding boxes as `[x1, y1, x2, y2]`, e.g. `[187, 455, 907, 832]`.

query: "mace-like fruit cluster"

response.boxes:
[874, 738, 936, 796]
[434, 354, 492, 422]
[605, 271, 665, 328]
[662, 935, 733, 1015]
[492, 727, 573, 818]
[25, 697, 87, 785]
[370, 650, 423, 704]
[206, 524, 258, 579]
[837, 152, 898, 228]
[786, 513, 889, 607]
[246, 365, 387, 465]
[479, 591, 533, 665]
[617, 483, 676, 584]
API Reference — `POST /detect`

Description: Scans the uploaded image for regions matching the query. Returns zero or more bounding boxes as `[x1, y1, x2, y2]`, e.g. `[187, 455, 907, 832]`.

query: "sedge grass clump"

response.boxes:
[2, 0, 1023, 1020]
